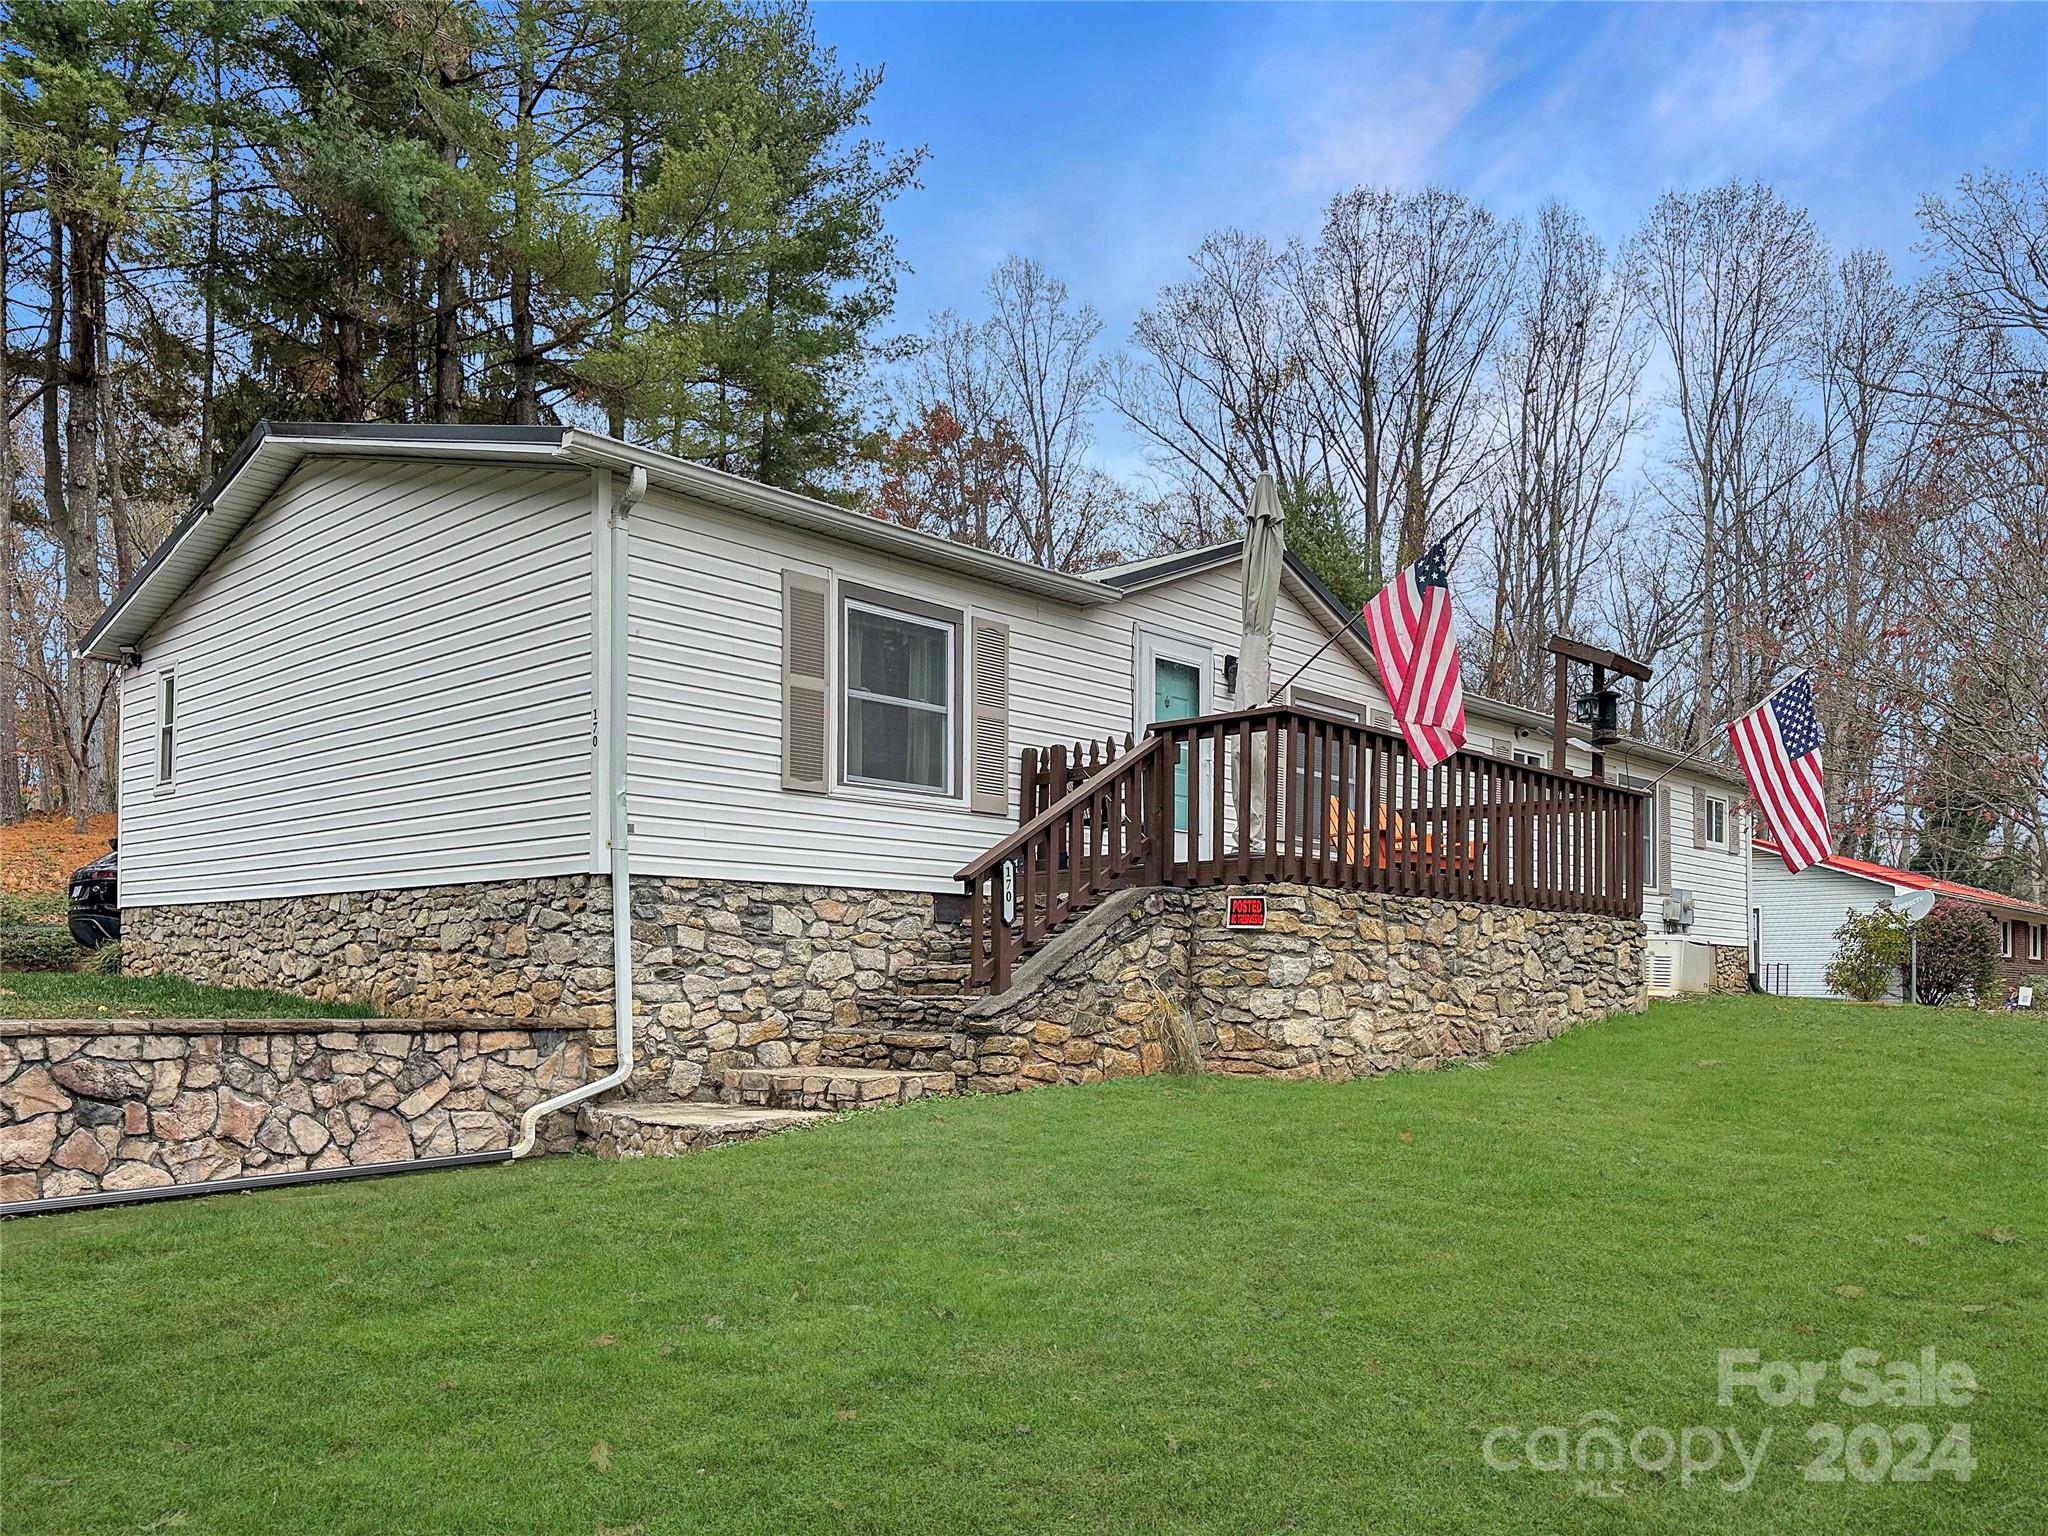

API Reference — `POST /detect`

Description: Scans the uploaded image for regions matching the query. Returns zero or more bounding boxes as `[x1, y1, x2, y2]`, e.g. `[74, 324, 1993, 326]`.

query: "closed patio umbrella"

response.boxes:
[1238, 473, 1285, 850]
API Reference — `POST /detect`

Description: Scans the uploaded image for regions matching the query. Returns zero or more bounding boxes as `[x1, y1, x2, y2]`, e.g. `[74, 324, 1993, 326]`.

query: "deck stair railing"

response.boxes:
[957, 704, 1645, 993]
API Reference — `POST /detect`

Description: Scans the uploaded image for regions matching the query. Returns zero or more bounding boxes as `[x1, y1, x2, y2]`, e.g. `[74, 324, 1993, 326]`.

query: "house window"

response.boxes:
[1512, 747, 1547, 768]
[2031, 923, 2043, 962]
[2001, 921, 2014, 959]
[842, 595, 955, 794]
[1703, 794, 1729, 849]
[155, 669, 177, 788]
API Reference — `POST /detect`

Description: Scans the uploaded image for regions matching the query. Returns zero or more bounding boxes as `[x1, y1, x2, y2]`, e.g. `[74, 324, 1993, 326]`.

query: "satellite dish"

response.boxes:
[1896, 890, 1937, 923]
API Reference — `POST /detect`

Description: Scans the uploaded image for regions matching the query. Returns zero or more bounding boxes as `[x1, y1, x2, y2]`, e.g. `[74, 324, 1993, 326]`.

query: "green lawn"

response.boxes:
[0, 970, 375, 1020]
[3, 996, 2042, 1535]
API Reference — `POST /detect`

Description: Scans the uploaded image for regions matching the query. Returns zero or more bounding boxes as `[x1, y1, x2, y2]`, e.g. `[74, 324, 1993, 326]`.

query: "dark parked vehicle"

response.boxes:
[69, 843, 119, 948]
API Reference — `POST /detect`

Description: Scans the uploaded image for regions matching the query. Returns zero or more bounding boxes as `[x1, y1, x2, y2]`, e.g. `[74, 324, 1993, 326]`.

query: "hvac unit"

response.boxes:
[1645, 936, 1712, 997]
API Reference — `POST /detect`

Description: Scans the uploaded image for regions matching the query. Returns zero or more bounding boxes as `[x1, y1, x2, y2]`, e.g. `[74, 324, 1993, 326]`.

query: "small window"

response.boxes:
[2031, 924, 2043, 962]
[155, 669, 177, 788]
[1703, 794, 1729, 849]
[2001, 921, 2014, 959]
[842, 596, 954, 794]
[1512, 747, 1547, 768]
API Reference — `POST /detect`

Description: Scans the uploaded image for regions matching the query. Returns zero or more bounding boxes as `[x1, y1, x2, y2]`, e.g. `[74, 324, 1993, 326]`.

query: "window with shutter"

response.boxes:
[782, 570, 830, 792]
[969, 619, 1010, 815]
[1654, 785, 1671, 889]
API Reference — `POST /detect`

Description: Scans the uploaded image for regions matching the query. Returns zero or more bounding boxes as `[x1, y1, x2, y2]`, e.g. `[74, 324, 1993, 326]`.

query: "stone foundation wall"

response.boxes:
[122, 876, 973, 1101]
[1190, 888, 1645, 1076]
[1710, 944, 1751, 994]
[124, 876, 614, 1027]
[628, 878, 963, 1098]
[954, 885, 1645, 1089]
[0, 1019, 588, 1204]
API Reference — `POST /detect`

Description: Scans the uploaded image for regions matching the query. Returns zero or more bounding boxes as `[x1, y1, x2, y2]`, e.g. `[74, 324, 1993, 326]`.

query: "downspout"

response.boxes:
[512, 464, 647, 1157]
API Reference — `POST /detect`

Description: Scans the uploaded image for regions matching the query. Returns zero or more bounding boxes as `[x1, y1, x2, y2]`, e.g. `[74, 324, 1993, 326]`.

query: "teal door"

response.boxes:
[1154, 658, 1202, 831]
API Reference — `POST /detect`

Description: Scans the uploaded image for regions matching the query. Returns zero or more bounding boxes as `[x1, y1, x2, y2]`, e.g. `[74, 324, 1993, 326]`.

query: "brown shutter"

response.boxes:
[1654, 786, 1672, 890]
[1728, 802, 1743, 857]
[969, 618, 1010, 816]
[782, 570, 829, 793]
[1692, 784, 1709, 849]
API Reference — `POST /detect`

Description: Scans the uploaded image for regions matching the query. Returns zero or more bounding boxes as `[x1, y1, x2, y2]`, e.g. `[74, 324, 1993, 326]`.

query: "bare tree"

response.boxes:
[1474, 201, 1644, 706]
[883, 258, 1129, 571]
[1630, 180, 1828, 744]
[982, 256, 1126, 568]
[1116, 229, 1318, 517]
[1294, 185, 1520, 568]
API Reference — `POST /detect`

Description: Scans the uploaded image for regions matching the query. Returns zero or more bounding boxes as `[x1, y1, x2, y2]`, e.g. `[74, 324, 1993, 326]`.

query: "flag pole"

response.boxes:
[1265, 619, 1360, 705]
[1642, 668, 1805, 789]
[1265, 520, 1477, 707]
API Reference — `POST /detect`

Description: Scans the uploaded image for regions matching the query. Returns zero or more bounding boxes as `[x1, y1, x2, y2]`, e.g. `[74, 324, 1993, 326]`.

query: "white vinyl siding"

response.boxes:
[116, 458, 597, 905]
[1750, 853, 1902, 1000]
[624, 493, 1392, 892]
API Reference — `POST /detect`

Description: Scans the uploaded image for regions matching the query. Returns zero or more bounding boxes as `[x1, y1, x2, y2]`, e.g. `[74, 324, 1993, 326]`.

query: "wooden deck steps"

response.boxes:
[578, 1100, 826, 1159]
[720, 1064, 955, 1113]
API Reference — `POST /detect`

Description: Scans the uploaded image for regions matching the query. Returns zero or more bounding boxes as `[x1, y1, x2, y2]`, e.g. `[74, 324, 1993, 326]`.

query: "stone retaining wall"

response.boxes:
[0, 1018, 588, 1204]
[1191, 887, 1644, 1076]
[121, 876, 972, 1100]
[124, 875, 615, 1025]
[953, 885, 1645, 1088]
[954, 889, 1186, 1092]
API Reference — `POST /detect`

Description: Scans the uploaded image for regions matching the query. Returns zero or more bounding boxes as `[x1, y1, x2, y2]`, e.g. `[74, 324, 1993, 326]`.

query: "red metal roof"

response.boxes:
[1754, 840, 2048, 919]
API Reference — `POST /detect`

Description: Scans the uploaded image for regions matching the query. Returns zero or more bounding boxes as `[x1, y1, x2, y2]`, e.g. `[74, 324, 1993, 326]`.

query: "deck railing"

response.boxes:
[957, 704, 1646, 992]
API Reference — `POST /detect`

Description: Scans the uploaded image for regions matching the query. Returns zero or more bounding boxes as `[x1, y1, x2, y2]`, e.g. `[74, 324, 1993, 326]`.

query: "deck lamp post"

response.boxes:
[1544, 635, 1652, 781]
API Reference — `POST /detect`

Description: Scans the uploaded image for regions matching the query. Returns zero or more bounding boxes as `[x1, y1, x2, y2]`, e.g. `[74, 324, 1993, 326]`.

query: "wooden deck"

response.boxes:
[959, 704, 1646, 992]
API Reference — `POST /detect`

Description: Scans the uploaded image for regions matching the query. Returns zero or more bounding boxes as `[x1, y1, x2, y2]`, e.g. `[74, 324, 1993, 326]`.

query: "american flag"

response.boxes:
[1361, 541, 1467, 769]
[1728, 671, 1832, 872]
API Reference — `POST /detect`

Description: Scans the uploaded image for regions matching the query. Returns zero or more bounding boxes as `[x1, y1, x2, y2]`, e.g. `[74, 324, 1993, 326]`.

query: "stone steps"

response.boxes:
[820, 1026, 962, 1072]
[719, 1064, 955, 1112]
[885, 960, 975, 995]
[578, 1100, 825, 1159]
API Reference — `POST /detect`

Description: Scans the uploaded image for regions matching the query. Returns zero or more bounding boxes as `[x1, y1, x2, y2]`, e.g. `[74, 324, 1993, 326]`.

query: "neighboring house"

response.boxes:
[1750, 841, 2048, 1001]
[71, 423, 1746, 1143]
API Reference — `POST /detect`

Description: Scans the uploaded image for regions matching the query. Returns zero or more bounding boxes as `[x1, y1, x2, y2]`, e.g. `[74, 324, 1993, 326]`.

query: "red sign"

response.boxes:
[1227, 895, 1267, 929]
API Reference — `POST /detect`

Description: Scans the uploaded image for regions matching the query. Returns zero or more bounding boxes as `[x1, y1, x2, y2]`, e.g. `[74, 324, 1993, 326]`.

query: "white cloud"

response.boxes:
[1644, 5, 1976, 165]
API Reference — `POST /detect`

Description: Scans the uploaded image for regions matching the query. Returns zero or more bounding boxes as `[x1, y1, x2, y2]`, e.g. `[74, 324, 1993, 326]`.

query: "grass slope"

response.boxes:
[3, 997, 2042, 1535]
[0, 972, 374, 1021]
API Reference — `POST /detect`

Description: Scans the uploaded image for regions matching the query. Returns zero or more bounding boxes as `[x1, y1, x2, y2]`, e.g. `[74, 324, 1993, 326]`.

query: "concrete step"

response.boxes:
[578, 1100, 825, 1159]
[720, 1064, 956, 1112]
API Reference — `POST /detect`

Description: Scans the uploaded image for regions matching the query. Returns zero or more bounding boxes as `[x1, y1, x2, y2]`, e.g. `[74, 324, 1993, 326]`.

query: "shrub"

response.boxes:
[1825, 905, 1911, 1001]
[0, 926, 81, 972]
[1909, 900, 2000, 1007]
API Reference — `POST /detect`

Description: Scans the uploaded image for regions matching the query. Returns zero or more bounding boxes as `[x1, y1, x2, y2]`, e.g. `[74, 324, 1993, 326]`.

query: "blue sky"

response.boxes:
[815, 1, 2046, 433]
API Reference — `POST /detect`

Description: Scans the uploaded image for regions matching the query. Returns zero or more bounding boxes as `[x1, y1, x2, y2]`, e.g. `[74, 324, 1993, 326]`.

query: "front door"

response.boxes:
[1155, 658, 1201, 829]
[1135, 630, 1212, 844]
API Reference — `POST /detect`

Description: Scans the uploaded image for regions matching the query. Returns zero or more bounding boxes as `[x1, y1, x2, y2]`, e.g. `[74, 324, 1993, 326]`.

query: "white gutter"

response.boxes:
[553, 430, 1115, 608]
[512, 464, 647, 1156]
